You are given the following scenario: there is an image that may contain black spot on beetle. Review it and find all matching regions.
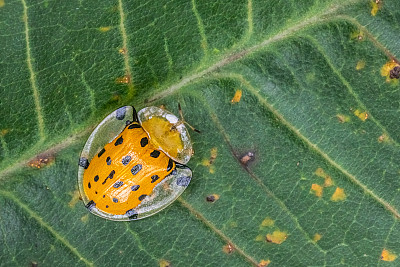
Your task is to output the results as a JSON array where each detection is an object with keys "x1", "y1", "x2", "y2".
[
  {"x1": 150, "y1": 150, "x2": 160, "y2": 158},
  {"x1": 88, "y1": 182, "x2": 91, "y2": 189},
  {"x1": 85, "y1": 200, "x2": 96, "y2": 211},
  {"x1": 131, "y1": 164, "x2": 142, "y2": 175},
  {"x1": 113, "y1": 181, "x2": 123, "y2": 188},
  {"x1": 138, "y1": 194, "x2": 147, "y2": 201},
  {"x1": 106, "y1": 205, "x2": 109, "y2": 208},
  {"x1": 122, "y1": 155, "x2": 131, "y2": 165},
  {"x1": 113, "y1": 198, "x2": 118, "y2": 203},
  {"x1": 106, "y1": 157, "x2": 112, "y2": 165},
  {"x1": 95, "y1": 191, "x2": 98, "y2": 194},
  {"x1": 114, "y1": 136, "x2": 123, "y2": 146},
  {"x1": 97, "y1": 148, "x2": 106, "y2": 157},
  {"x1": 177, "y1": 176, "x2": 191, "y2": 187},
  {"x1": 102, "y1": 170, "x2": 115, "y2": 184},
  {"x1": 128, "y1": 123, "x2": 141, "y2": 129},
  {"x1": 116, "y1": 106, "x2": 126, "y2": 120},
  {"x1": 131, "y1": 185, "x2": 140, "y2": 191},
  {"x1": 151, "y1": 175, "x2": 159, "y2": 183},
  {"x1": 126, "y1": 209, "x2": 138, "y2": 220},
  {"x1": 103, "y1": 195, "x2": 105, "y2": 198},
  {"x1": 166, "y1": 159, "x2": 174, "y2": 172},
  {"x1": 140, "y1": 137, "x2": 148, "y2": 147},
  {"x1": 78, "y1": 157, "x2": 89, "y2": 169},
  {"x1": 94, "y1": 175, "x2": 99, "y2": 182}
]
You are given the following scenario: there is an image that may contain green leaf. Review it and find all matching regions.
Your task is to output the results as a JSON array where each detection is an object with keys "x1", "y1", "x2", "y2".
[{"x1": 1, "y1": 0, "x2": 400, "y2": 266}]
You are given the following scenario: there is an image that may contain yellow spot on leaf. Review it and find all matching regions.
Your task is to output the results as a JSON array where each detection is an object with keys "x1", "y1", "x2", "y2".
[
  {"x1": 115, "y1": 75, "x2": 131, "y2": 84},
  {"x1": 159, "y1": 259, "x2": 171, "y2": 267},
  {"x1": 353, "y1": 109, "x2": 368, "y2": 121},
  {"x1": 231, "y1": 89, "x2": 242, "y2": 104},
  {"x1": 99, "y1": 26, "x2": 112, "y2": 32},
  {"x1": 222, "y1": 243, "x2": 235, "y2": 254},
  {"x1": 350, "y1": 30, "x2": 364, "y2": 41},
  {"x1": 356, "y1": 60, "x2": 366, "y2": 70},
  {"x1": 311, "y1": 184, "x2": 323, "y2": 197},
  {"x1": 81, "y1": 214, "x2": 89, "y2": 223},
  {"x1": 202, "y1": 147, "x2": 218, "y2": 173},
  {"x1": 1, "y1": 129, "x2": 10, "y2": 136},
  {"x1": 258, "y1": 259, "x2": 271, "y2": 267},
  {"x1": 381, "y1": 249, "x2": 397, "y2": 261},
  {"x1": 313, "y1": 233, "x2": 322, "y2": 242},
  {"x1": 314, "y1": 168, "x2": 334, "y2": 188},
  {"x1": 331, "y1": 187, "x2": 346, "y2": 202},
  {"x1": 119, "y1": 48, "x2": 127, "y2": 54},
  {"x1": 266, "y1": 230, "x2": 288, "y2": 244},
  {"x1": 371, "y1": 1, "x2": 382, "y2": 16},
  {"x1": 324, "y1": 176, "x2": 333, "y2": 187},
  {"x1": 255, "y1": 234, "x2": 264, "y2": 242},
  {"x1": 261, "y1": 217, "x2": 275, "y2": 227},
  {"x1": 68, "y1": 190, "x2": 81, "y2": 208},
  {"x1": 0, "y1": 0, "x2": 4, "y2": 8}
]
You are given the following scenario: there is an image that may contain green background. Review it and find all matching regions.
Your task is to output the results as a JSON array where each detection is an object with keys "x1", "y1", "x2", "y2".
[{"x1": 1, "y1": 0, "x2": 400, "y2": 266}]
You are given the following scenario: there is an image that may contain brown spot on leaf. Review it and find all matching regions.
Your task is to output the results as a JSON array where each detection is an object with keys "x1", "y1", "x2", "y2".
[
  {"x1": 28, "y1": 152, "x2": 55, "y2": 169},
  {"x1": 266, "y1": 230, "x2": 288, "y2": 244},
  {"x1": 240, "y1": 151, "x2": 255, "y2": 166},
  {"x1": 206, "y1": 194, "x2": 219, "y2": 203},
  {"x1": 222, "y1": 243, "x2": 235, "y2": 254},
  {"x1": 381, "y1": 61, "x2": 400, "y2": 82},
  {"x1": 336, "y1": 114, "x2": 350, "y2": 123}
]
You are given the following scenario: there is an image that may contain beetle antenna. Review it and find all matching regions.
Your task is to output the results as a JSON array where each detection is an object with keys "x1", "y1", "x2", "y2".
[{"x1": 178, "y1": 103, "x2": 201, "y2": 133}]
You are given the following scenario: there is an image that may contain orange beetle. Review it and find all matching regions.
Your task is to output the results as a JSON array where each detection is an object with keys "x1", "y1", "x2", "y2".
[{"x1": 78, "y1": 106, "x2": 192, "y2": 221}]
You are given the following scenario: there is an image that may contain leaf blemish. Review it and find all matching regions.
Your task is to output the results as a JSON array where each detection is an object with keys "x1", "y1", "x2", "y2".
[
  {"x1": 313, "y1": 233, "x2": 322, "y2": 242},
  {"x1": 331, "y1": 187, "x2": 346, "y2": 202},
  {"x1": 353, "y1": 109, "x2": 368, "y2": 121},
  {"x1": 28, "y1": 152, "x2": 55, "y2": 169},
  {"x1": 159, "y1": 259, "x2": 171, "y2": 267},
  {"x1": 206, "y1": 194, "x2": 219, "y2": 203},
  {"x1": 356, "y1": 60, "x2": 366, "y2": 70},
  {"x1": 239, "y1": 151, "x2": 255, "y2": 166},
  {"x1": 81, "y1": 214, "x2": 89, "y2": 223},
  {"x1": 230, "y1": 89, "x2": 242, "y2": 104},
  {"x1": 260, "y1": 217, "x2": 275, "y2": 227},
  {"x1": 98, "y1": 26, "x2": 112, "y2": 32},
  {"x1": 115, "y1": 75, "x2": 131, "y2": 84},
  {"x1": 381, "y1": 248, "x2": 397, "y2": 261},
  {"x1": 119, "y1": 48, "x2": 127, "y2": 54},
  {"x1": 311, "y1": 184, "x2": 323, "y2": 197},
  {"x1": 68, "y1": 190, "x2": 81, "y2": 208},
  {"x1": 201, "y1": 147, "x2": 218, "y2": 173},
  {"x1": 0, "y1": 0, "x2": 4, "y2": 8},
  {"x1": 266, "y1": 230, "x2": 288, "y2": 244},
  {"x1": 381, "y1": 61, "x2": 400, "y2": 82},
  {"x1": 222, "y1": 243, "x2": 235, "y2": 254},
  {"x1": 315, "y1": 168, "x2": 334, "y2": 187},
  {"x1": 258, "y1": 259, "x2": 271, "y2": 267},
  {"x1": 378, "y1": 133, "x2": 391, "y2": 143},
  {"x1": 336, "y1": 114, "x2": 350, "y2": 123},
  {"x1": 371, "y1": 0, "x2": 382, "y2": 16}
]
